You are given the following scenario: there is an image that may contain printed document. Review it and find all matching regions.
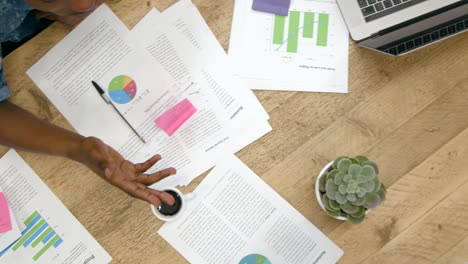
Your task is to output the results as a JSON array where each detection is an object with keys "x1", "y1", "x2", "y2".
[
  {"x1": 159, "y1": 155, "x2": 343, "y2": 264},
  {"x1": 0, "y1": 150, "x2": 111, "y2": 263},
  {"x1": 156, "y1": 0, "x2": 269, "y2": 121},
  {"x1": 27, "y1": 3, "x2": 271, "y2": 188},
  {"x1": 132, "y1": 0, "x2": 271, "y2": 164},
  {"x1": 229, "y1": 0, "x2": 349, "y2": 92},
  {"x1": 27, "y1": 4, "x2": 237, "y2": 189}
]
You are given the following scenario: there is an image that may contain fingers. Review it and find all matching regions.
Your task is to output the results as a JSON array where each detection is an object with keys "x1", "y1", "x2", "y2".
[
  {"x1": 148, "y1": 188, "x2": 175, "y2": 206},
  {"x1": 135, "y1": 154, "x2": 161, "y2": 173},
  {"x1": 123, "y1": 182, "x2": 175, "y2": 207},
  {"x1": 136, "y1": 167, "x2": 176, "y2": 185}
]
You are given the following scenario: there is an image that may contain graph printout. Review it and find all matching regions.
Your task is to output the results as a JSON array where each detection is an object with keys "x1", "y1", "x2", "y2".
[
  {"x1": 229, "y1": 0, "x2": 349, "y2": 93},
  {"x1": 0, "y1": 150, "x2": 111, "y2": 263},
  {"x1": 159, "y1": 155, "x2": 343, "y2": 264}
]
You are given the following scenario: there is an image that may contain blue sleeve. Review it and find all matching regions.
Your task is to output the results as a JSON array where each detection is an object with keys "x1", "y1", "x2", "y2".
[{"x1": 0, "y1": 47, "x2": 11, "y2": 102}]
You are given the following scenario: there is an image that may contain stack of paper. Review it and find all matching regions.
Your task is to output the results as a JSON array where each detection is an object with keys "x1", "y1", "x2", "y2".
[
  {"x1": 229, "y1": 0, "x2": 349, "y2": 92},
  {"x1": 27, "y1": 1, "x2": 271, "y2": 189},
  {"x1": 159, "y1": 155, "x2": 343, "y2": 264},
  {"x1": 0, "y1": 150, "x2": 111, "y2": 263}
]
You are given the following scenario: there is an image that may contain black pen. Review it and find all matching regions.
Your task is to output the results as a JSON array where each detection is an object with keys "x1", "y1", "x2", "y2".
[{"x1": 91, "y1": 81, "x2": 146, "y2": 144}]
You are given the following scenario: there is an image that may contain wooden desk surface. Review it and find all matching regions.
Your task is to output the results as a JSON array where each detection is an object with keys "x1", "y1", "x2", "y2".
[{"x1": 2, "y1": 0, "x2": 468, "y2": 263}]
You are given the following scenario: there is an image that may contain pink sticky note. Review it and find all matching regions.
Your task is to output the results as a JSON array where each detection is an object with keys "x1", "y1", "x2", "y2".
[
  {"x1": 0, "y1": 192, "x2": 12, "y2": 233},
  {"x1": 155, "y1": 98, "x2": 197, "y2": 136}
]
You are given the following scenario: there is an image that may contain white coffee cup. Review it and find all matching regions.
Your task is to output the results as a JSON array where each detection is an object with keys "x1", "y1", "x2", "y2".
[{"x1": 150, "y1": 187, "x2": 194, "y2": 221}]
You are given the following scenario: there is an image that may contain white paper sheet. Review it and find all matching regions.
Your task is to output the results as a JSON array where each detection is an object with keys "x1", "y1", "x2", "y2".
[
  {"x1": 159, "y1": 155, "x2": 343, "y2": 264},
  {"x1": 158, "y1": 0, "x2": 270, "y2": 121},
  {"x1": 26, "y1": 4, "x2": 243, "y2": 189},
  {"x1": 229, "y1": 0, "x2": 349, "y2": 93},
  {"x1": 0, "y1": 150, "x2": 111, "y2": 263},
  {"x1": 132, "y1": 0, "x2": 272, "y2": 164}
]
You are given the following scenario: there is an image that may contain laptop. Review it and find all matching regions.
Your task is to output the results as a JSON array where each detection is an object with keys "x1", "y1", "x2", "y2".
[{"x1": 336, "y1": 0, "x2": 468, "y2": 56}]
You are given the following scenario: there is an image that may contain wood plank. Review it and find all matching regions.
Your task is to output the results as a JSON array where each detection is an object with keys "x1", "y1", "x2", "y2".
[
  {"x1": 362, "y1": 180, "x2": 468, "y2": 264},
  {"x1": 328, "y1": 127, "x2": 468, "y2": 263},
  {"x1": 435, "y1": 236, "x2": 468, "y2": 264}
]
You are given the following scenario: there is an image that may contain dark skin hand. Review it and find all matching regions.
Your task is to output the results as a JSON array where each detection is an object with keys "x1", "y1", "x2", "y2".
[
  {"x1": 0, "y1": 101, "x2": 175, "y2": 207},
  {"x1": 77, "y1": 137, "x2": 176, "y2": 207}
]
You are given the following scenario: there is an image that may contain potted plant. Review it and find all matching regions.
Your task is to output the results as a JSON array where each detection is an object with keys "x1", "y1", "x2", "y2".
[{"x1": 315, "y1": 156, "x2": 386, "y2": 224}]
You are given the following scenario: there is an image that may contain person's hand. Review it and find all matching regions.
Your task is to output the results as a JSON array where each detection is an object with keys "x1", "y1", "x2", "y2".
[{"x1": 74, "y1": 137, "x2": 176, "y2": 207}]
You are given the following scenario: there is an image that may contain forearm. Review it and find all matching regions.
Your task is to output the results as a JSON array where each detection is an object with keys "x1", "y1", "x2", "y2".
[
  {"x1": 0, "y1": 102, "x2": 176, "y2": 207},
  {"x1": 0, "y1": 101, "x2": 83, "y2": 160}
]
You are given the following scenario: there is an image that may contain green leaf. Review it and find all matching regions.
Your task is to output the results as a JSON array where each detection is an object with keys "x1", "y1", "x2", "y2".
[
  {"x1": 340, "y1": 202, "x2": 359, "y2": 214},
  {"x1": 355, "y1": 155, "x2": 369, "y2": 164},
  {"x1": 376, "y1": 184, "x2": 386, "y2": 202},
  {"x1": 346, "y1": 214, "x2": 365, "y2": 224},
  {"x1": 332, "y1": 157, "x2": 348, "y2": 169},
  {"x1": 338, "y1": 184, "x2": 347, "y2": 195},
  {"x1": 334, "y1": 172, "x2": 345, "y2": 185},
  {"x1": 325, "y1": 179, "x2": 338, "y2": 200},
  {"x1": 352, "y1": 196, "x2": 365, "y2": 206},
  {"x1": 373, "y1": 176, "x2": 381, "y2": 192},
  {"x1": 322, "y1": 194, "x2": 334, "y2": 211},
  {"x1": 362, "y1": 161, "x2": 379, "y2": 174},
  {"x1": 326, "y1": 169, "x2": 340, "y2": 181},
  {"x1": 329, "y1": 199, "x2": 341, "y2": 211},
  {"x1": 362, "y1": 165, "x2": 376, "y2": 180},
  {"x1": 365, "y1": 181, "x2": 376, "y2": 192},
  {"x1": 357, "y1": 187, "x2": 367, "y2": 198},
  {"x1": 343, "y1": 174, "x2": 352, "y2": 183},
  {"x1": 335, "y1": 192, "x2": 347, "y2": 204},
  {"x1": 349, "y1": 157, "x2": 360, "y2": 164},
  {"x1": 325, "y1": 208, "x2": 342, "y2": 218},
  {"x1": 356, "y1": 175, "x2": 367, "y2": 184},
  {"x1": 337, "y1": 158, "x2": 352, "y2": 173},
  {"x1": 348, "y1": 164, "x2": 362, "y2": 177},
  {"x1": 363, "y1": 192, "x2": 381, "y2": 209},
  {"x1": 351, "y1": 206, "x2": 366, "y2": 218},
  {"x1": 347, "y1": 193, "x2": 357, "y2": 202}
]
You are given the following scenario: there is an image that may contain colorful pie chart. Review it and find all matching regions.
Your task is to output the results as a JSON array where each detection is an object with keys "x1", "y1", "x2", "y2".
[
  {"x1": 239, "y1": 254, "x2": 271, "y2": 264},
  {"x1": 108, "y1": 75, "x2": 137, "y2": 104}
]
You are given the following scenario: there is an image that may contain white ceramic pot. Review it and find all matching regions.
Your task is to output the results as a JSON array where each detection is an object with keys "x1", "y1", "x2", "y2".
[{"x1": 315, "y1": 161, "x2": 371, "y2": 221}]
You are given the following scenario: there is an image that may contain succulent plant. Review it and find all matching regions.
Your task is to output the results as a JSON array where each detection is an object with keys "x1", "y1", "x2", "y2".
[{"x1": 318, "y1": 156, "x2": 386, "y2": 224}]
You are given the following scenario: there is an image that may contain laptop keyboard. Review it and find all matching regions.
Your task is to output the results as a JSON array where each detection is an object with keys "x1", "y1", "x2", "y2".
[
  {"x1": 358, "y1": 0, "x2": 427, "y2": 22},
  {"x1": 378, "y1": 15, "x2": 468, "y2": 55}
]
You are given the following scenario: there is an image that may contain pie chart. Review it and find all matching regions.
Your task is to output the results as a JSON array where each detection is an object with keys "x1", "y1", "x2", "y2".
[
  {"x1": 108, "y1": 75, "x2": 137, "y2": 104},
  {"x1": 239, "y1": 254, "x2": 271, "y2": 264}
]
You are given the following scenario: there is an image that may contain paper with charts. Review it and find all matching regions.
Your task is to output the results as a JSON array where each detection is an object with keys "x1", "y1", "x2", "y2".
[
  {"x1": 229, "y1": 0, "x2": 349, "y2": 92},
  {"x1": 159, "y1": 155, "x2": 343, "y2": 264},
  {"x1": 0, "y1": 150, "x2": 111, "y2": 263},
  {"x1": 27, "y1": 4, "x2": 270, "y2": 189}
]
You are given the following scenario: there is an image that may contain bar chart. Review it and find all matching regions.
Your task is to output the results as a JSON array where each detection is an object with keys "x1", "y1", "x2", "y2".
[
  {"x1": 272, "y1": 11, "x2": 330, "y2": 53},
  {"x1": 230, "y1": 0, "x2": 349, "y2": 92},
  {"x1": 7, "y1": 211, "x2": 63, "y2": 261}
]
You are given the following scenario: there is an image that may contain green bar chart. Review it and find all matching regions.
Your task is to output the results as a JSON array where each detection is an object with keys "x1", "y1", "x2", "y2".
[
  {"x1": 273, "y1": 15, "x2": 286, "y2": 44},
  {"x1": 303, "y1": 12, "x2": 315, "y2": 38},
  {"x1": 272, "y1": 11, "x2": 330, "y2": 53},
  {"x1": 7, "y1": 211, "x2": 63, "y2": 261},
  {"x1": 317, "y1": 13, "x2": 329, "y2": 46},
  {"x1": 287, "y1": 11, "x2": 301, "y2": 53}
]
